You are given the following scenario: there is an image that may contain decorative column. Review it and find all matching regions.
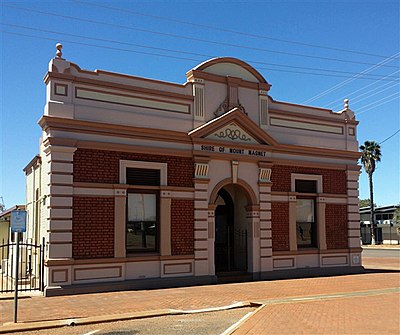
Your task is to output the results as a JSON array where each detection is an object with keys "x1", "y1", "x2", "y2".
[
  {"x1": 246, "y1": 206, "x2": 260, "y2": 276},
  {"x1": 207, "y1": 204, "x2": 216, "y2": 276},
  {"x1": 259, "y1": 90, "x2": 269, "y2": 127},
  {"x1": 347, "y1": 167, "x2": 362, "y2": 266},
  {"x1": 113, "y1": 186, "x2": 127, "y2": 258},
  {"x1": 288, "y1": 194, "x2": 297, "y2": 251},
  {"x1": 316, "y1": 196, "x2": 327, "y2": 250},
  {"x1": 258, "y1": 163, "x2": 273, "y2": 273},
  {"x1": 193, "y1": 161, "x2": 210, "y2": 276},
  {"x1": 159, "y1": 190, "x2": 172, "y2": 256},
  {"x1": 193, "y1": 78, "x2": 205, "y2": 121},
  {"x1": 44, "y1": 142, "x2": 76, "y2": 260}
]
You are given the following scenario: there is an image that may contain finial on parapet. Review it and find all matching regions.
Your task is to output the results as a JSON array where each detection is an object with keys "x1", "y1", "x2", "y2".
[
  {"x1": 56, "y1": 43, "x2": 63, "y2": 59},
  {"x1": 344, "y1": 98, "x2": 349, "y2": 109}
]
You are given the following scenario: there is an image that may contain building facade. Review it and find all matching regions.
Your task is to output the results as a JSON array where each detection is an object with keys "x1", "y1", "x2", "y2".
[
  {"x1": 360, "y1": 205, "x2": 400, "y2": 244},
  {"x1": 26, "y1": 47, "x2": 363, "y2": 296}
]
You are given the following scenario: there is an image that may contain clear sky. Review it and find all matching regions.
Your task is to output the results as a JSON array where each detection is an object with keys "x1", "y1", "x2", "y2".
[{"x1": 1, "y1": 0, "x2": 399, "y2": 209}]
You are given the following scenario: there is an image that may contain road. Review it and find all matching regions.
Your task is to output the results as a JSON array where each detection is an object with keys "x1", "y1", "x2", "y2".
[
  {"x1": 10, "y1": 307, "x2": 256, "y2": 335},
  {"x1": 362, "y1": 248, "x2": 400, "y2": 258},
  {"x1": 362, "y1": 247, "x2": 400, "y2": 271},
  {"x1": 1, "y1": 247, "x2": 399, "y2": 335}
]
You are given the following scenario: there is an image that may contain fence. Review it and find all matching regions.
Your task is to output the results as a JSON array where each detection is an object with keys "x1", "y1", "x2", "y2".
[{"x1": 0, "y1": 238, "x2": 44, "y2": 293}]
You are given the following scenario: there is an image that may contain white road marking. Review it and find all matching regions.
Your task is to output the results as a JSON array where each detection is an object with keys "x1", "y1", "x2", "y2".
[
  {"x1": 219, "y1": 311, "x2": 256, "y2": 335},
  {"x1": 181, "y1": 301, "x2": 245, "y2": 314},
  {"x1": 81, "y1": 330, "x2": 100, "y2": 335}
]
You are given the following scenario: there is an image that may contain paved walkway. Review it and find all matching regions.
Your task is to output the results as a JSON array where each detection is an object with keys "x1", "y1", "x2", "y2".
[{"x1": 0, "y1": 257, "x2": 399, "y2": 334}]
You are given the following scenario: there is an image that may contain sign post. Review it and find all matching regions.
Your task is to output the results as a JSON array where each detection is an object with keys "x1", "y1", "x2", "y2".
[{"x1": 10, "y1": 210, "x2": 26, "y2": 323}]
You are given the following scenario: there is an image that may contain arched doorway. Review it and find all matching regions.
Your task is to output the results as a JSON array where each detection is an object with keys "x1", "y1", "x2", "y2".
[{"x1": 214, "y1": 186, "x2": 249, "y2": 274}]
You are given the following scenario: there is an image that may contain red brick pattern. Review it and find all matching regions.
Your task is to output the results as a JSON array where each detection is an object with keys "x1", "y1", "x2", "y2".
[
  {"x1": 171, "y1": 199, "x2": 194, "y2": 255},
  {"x1": 73, "y1": 149, "x2": 193, "y2": 187},
  {"x1": 271, "y1": 202, "x2": 290, "y2": 251},
  {"x1": 271, "y1": 165, "x2": 346, "y2": 194},
  {"x1": 72, "y1": 196, "x2": 115, "y2": 259},
  {"x1": 325, "y1": 204, "x2": 348, "y2": 249}
]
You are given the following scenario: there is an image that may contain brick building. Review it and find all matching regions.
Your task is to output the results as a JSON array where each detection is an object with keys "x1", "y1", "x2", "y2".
[{"x1": 25, "y1": 46, "x2": 362, "y2": 296}]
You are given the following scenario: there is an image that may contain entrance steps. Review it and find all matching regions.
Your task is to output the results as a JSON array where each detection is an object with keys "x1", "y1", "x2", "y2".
[{"x1": 216, "y1": 271, "x2": 253, "y2": 284}]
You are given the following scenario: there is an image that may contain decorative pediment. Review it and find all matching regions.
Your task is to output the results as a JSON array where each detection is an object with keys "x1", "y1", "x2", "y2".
[
  {"x1": 207, "y1": 122, "x2": 258, "y2": 144},
  {"x1": 188, "y1": 107, "x2": 278, "y2": 146}
]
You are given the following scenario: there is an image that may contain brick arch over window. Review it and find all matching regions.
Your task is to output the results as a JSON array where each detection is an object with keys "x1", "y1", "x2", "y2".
[{"x1": 209, "y1": 178, "x2": 258, "y2": 206}]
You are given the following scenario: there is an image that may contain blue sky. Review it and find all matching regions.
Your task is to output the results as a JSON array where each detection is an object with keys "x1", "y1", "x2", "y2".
[{"x1": 1, "y1": 0, "x2": 399, "y2": 209}]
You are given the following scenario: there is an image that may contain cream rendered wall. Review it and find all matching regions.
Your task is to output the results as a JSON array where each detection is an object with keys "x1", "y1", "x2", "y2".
[
  {"x1": 203, "y1": 63, "x2": 260, "y2": 82},
  {"x1": 203, "y1": 80, "x2": 229, "y2": 122},
  {"x1": 238, "y1": 87, "x2": 260, "y2": 124},
  {"x1": 25, "y1": 160, "x2": 43, "y2": 245},
  {"x1": 39, "y1": 140, "x2": 50, "y2": 247},
  {"x1": 0, "y1": 221, "x2": 10, "y2": 244},
  {"x1": 25, "y1": 168, "x2": 34, "y2": 243}
]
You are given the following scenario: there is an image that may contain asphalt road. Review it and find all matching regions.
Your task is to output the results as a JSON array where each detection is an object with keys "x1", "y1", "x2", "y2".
[
  {"x1": 10, "y1": 307, "x2": 256, "y2": 335},
  {"x1": 362, "y1": 247, "x2": 400, "y2": 258}
]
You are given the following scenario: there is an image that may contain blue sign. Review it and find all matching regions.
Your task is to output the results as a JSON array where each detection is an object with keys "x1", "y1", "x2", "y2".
[{"x1": 10, "y1": 210, "x2": 27, "y2": 233}]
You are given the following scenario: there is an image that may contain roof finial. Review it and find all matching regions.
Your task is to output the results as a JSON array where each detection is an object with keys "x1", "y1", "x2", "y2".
[
  {"x1": 56, "y1": 43, "x2": 63, "y2": 59},
  {"x1": 344, "y1": 98, "x2": 349, "y2": 109}
]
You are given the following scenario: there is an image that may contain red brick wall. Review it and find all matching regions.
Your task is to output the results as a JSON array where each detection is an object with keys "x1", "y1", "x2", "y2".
[
  {"x1": 73, "y1": 149, "x2": 193, "y2": 187},
  {"x1": 171, "y1": 199, "x2": 194, "y2": 255},
  {"x1": 272, "y1": 202, "x2": 290, "y2": 251},
  {"x1": 271, "y1": 165, "x2": 346, "y2": 194},
  {"x1": 72, "y1": 197, "x2": 115, "y2": 259},
  {"x1": 326, "y1": 204, "x2": 348, "y2": 249}
]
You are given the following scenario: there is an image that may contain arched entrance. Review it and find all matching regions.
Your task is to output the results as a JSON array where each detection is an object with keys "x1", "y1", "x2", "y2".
[{"x1": 214, "y1": 185, "x2": 250, "y2": 274}]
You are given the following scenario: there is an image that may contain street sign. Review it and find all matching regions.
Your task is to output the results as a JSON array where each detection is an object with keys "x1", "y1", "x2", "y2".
[{"x1": 10, "y1": 210, "x2": 27, "y2": 233}]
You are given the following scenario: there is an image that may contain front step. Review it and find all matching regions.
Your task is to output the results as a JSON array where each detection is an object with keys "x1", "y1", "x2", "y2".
[{"x1": 216, "y1": 271, "x2": 253, "y2": 284}]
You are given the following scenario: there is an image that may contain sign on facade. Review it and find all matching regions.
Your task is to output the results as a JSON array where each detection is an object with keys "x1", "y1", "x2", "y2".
[{"x1": 10, "y1": 210, "x2": 27, "y2": 233}]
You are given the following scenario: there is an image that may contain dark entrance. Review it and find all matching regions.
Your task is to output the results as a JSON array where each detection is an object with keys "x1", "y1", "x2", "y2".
[{"x1": 214, "y1": 188, "x2": 247, "y2": 273}]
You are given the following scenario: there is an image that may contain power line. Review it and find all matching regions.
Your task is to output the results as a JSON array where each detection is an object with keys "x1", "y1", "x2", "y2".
[
  {"x1": 379, "y1": 129, "x2": 400, "y2": 145},
  {"x1": 302, "y1": 53, "x2": 400, "y2": 104},
  {"x1": 2, "y1": 4, "x2": 399, "y2": 69},
  {"x1": 356, "y1": 93, "x2": 399, "y2": 115},
  {"x1": 324, "y1": 70, "x2": 400, "y2": 108},
  {"x1": 3, "y1": 22, "x2": 399, "y2": 81},
  {"x1": 3, "y1": 29, "x2": 400, "y2": 83},
  {"x1": 75, "y1": 0, "x2": 391, "y2": 59},
  {"x1": 351, "y1": 82, "x2": 399, "y2": 105}
]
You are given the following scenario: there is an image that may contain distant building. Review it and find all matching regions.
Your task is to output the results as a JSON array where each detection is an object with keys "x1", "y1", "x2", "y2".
[
  {"x1": 360, "y1": 205, "x2": 400, "y2": 244},
  {"x1": 0, "y1": 205, "x2": 26, "y2": 244},
  {"x1": 24, "y1": 45, "x2": 362, "y2": 296}
]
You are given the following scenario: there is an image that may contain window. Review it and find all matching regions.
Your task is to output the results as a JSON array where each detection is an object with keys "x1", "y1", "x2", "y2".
[
  {"x1": 120, "y1": 160, "x2": 167, "y2": 255},
  {"x1": 127, "y1": 191, "x2": 159, "y2": 253},
  {"x1": 295, "y1": 180, "x2": 317, "y2": 193},
  {"x1": 126, "y1": 168, "x2": 160, "y2": 186},
  {"x1": 295, "y1": 178, "x2": 318, "y2": 248},
  {"x1": 296, "y1": 198, "x2": 316, "y2": 247}
]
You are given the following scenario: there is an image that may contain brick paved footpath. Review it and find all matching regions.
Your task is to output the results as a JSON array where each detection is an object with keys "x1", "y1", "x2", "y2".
[{"x1": 0, "y1": 272, "x2": 399, "y2": 329}]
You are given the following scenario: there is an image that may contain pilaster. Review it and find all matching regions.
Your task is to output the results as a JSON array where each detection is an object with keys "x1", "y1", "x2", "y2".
[
  {"x1": 194, "y1": 160, "x2": 210, "y2": 276},
  {"x1": 114, "y1": 186, "x2": 127, "y2": 258},
  {"x1": 347, "y1": 168, "x2": 362, "y2": 249},
  {"x1": 317, "y1": 196, "x2": 327, "y2": 250},
  {"x1": 258, "y1": 163, "x2": 273, "y2": 272},
  {"x1": 288, "y1": 194, "x2": 297, "y2": 251},
  {"x1": 44, "y1": 144, "x2": 76, "y2": 259}
]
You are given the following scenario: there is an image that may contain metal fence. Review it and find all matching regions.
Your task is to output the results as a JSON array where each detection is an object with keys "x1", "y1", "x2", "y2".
[{"x1": 0, "y1": 239, "x2": 44, "y2": 293}]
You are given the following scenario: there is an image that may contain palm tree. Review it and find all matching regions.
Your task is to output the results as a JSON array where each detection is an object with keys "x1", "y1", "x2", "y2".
[{"x1": 359, "y1": 140, "x2": 382, "y2": 244}]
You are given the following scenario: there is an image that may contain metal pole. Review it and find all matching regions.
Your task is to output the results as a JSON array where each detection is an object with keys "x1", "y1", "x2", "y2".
[{"x1": 13, "y1": 233, "x2": 20, "y2": 323}]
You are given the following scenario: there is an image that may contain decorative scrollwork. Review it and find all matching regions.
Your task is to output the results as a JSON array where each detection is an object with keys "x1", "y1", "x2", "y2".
[
  {"x1": 214, "y1": 97, "x2": 247, "y2": 116},
  {"x1": 214, "y1": 128, "x2": 251, "y2": 141}
]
